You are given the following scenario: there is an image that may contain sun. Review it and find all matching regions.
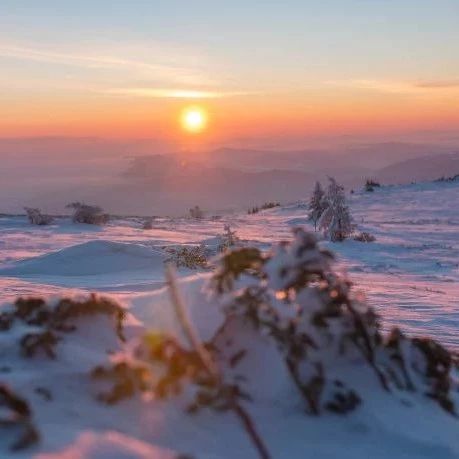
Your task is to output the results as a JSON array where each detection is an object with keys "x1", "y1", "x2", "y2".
[{"x1": 181, "y1": 106, "x2": 207, "y2": 133}]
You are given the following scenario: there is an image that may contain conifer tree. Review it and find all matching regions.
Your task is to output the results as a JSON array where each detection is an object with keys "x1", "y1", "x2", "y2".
[
  {"x1": 319, "y1": 177, "x2": 353, "y2": 241},
  {"x1": 308, "y1": 181, "x2": 326, "y2": 230}
]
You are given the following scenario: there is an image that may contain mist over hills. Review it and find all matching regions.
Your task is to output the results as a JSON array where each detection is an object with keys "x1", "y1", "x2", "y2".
[
  {"x1": 1, "y1": 136, "x2": 459, "y2": 215},
  {"x1": 375, "y1": 153, "x2": 459, "y2": 184}
]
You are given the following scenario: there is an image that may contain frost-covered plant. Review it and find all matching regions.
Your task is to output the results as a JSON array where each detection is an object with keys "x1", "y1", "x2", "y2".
[
  {"x1": 217, "y1": 225, "x2": 240, "y2": 253},
  {"x1": 0, "y1": 295, "x2": 126, "y2": 451},
  {"x1": 189, "y1": 205, "x2": 204, "y2": 219},
  {"x1": 93, "y1": 331, "x2": 269, "y2": 456},
  {"x1": 308, "y1": 181, "x2": 326, "y2": 230},
  {"x1": 93, "y1": 267, "x2": 271, "y2": 459},
  {"x1": 66, "y1": 202, "x2": 109, "y2": 225},
  {"x1": 260, "y1": 201, "x2": 280, "y2": 210},
  {"x1": 435, "y1": 174, "x2": 459, "y2": 183},
  {"x1": 93, "y1": 333, "x2": 213, "y2": 404},
  {"x1": 90, "y1": 231, "x2": 459, "y2": 459},
  {"x1": 365, "y1": 179, "x2": 381, "y2": 192},
  {"x1": 0, "y1": 384, "x2": 39, "y2": 451},
  {"x1": 165, "y1": 245, "x2": 208, "y2": 269},
  {"x1": 209, "y1": 228, "x2": 458, "y2": 416},
  {"x1": 248, "y1": 202, "x2": 280, "y2": 215},
  {"x1": 24, "y1": 207, "x2": 53, "y2": 226},
  {"x1": 319, "y1": 177, "x2": 353, "y2": 242},
  {"x1": 0, "y1": 295, "x2": 125, "y2": 359},
  {"x1": 91, "y1": 360, "x2": 152, "y2": 405},
  {"x1": 142, "y1": 217, "x2": 154, "y2": 230},
  {"x1": 354, "y1": 231, "x2": 376, "y2": 242}
]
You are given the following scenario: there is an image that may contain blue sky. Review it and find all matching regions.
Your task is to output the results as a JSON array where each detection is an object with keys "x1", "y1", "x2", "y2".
[{"x1": 2, "y1": 1, "x2": 458, "y2": 84}]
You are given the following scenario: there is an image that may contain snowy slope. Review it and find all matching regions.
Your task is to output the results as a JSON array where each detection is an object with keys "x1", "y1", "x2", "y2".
[
  {"x1": 0, "y1": 241, "x2": 167, "y2": 290},
  {"x1": 0, "y1": 180, "x2": 457, "y2": 458},
  {"x1": 1, "y1": 179, "x2": 458, "y2": 347}
]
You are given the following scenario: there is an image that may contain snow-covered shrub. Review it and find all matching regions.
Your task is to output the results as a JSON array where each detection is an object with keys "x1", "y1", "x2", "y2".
[
  {"x1": 92, "y1": 328, "x2": 270, "y2": 455},
  {"x1": 90, "y1": 229, "x2": 459, "y2": 459},
  {"x1": 354, "y1": 231, "x2": 376, "y2": 242},
  {"x1": 209, "y1": 228, "x2": 458, "y2": 416},
  {"x1": 93, "y1": 333, "x2": 211, "y2": 403},
  {"x1": 0, "y1": 384, "x2": 39, "y2": 451},
  {"x1": 189, "y1": 205, "x2": 204, "y2": 219},
  {"x1": 66, "y1": 202, "x2": 110, "y2": 225},
  {"x1": 24, "y1": 207, "x2": 53, "y2": 226},
  {"x1": 248, "y1": 202, "x2": 280, "y2": 215},
  {"x1": 91, "y1": 360, "x2": 151, "y2": 404},
  {"x1": 261, "y1": 201, "x2": 280, "y2": 210},
  {"x1": 93, "y1": 266, "x2": 270, "y2": 458},
  {"x1": 365, "y1": 179, "x2": 381, "y2": 192},
  {"x1": 142, "y1": 217, "x2": 154, "y2": 230},
  {"x1": 89, "y1": 229, "x2": 459, "y2": 459},
  {"x1": 217, "y1": 225, "x2": 241, "y2": 253},
  {"x1": 0, "y1": 295, "x2": 125, "y2": 359},
  {"x1": 435, "y1": 174, "x2": 459, "y2": 183},
  {"x1": 95, "y1": 229, "x2": 459, "y2": 417},
  {"x1": 319, "y1": 177, "x2": 353, "y2": 242},
  {"x1": 165, "y1": 245, "x2": 208, "y2": 269},
  {"x1": 0, "y1": 295, "x2": 127, "y2": 452},
  {"x1": 308, "y1": 181, "x2": 326, "y2": 230},
  {"x1": 0, "y1": 295, "x2": 127, "y2": 453}
]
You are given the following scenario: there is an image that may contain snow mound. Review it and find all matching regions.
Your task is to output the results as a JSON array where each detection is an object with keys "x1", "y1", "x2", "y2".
[
  {"x1": 130, "y1": 272, "x2": 223, "y2": 343},
  {"x1": 0, "y1": 240, "x2": 165, "y2": 277},
  {"x1": 35, "y1": 431, "x2": 179, "y2": 459}
]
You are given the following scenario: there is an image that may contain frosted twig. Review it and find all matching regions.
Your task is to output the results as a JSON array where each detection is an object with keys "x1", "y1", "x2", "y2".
[{"x1": 165, "y1": 263, "x2": 271, "y2": 459}]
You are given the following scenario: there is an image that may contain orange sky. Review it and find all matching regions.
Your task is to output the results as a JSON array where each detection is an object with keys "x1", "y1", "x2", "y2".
[
  {"x1": 2, "y1": 88, "x2": 458, "y2": 147},
  {"x1": 1, "y1": 2, "x2": 459, "y2": 148}
]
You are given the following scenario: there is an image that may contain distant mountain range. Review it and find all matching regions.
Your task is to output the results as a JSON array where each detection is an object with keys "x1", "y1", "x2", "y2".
[
  {"x1": 375, "y1": 153, "x2": 459, "y2": 184},
  {"x1": 1, "y1": 136, "x2": 458, "y2": 215}
]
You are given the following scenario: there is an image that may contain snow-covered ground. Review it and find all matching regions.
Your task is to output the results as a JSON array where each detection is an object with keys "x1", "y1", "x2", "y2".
[
  {"x1": 0, "y1": 180, "x2": 458, "y2": 458},
  {"x1": 1, "y1": 180, "x2": 458, "y2": 348}
]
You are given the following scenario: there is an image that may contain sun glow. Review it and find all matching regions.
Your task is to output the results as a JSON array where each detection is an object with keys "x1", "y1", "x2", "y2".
[{"x1": 181, "y1": 106, "x2": 207, "y2": 133}]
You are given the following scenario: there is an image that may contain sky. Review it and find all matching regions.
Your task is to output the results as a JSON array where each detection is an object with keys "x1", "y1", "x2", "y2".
[{"x1": 1, "y1": 0, "x2": 459, "y2": 148}]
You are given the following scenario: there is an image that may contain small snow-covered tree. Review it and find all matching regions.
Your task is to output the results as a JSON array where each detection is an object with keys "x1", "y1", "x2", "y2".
[
  {"x1": 24, "y1": 207, "x2": 54, "y2": 226},
  {"x1": 218, "y1": 224, "x2": 240, "y2": 252},
  {"x1": 365, "y1": 179, "x2": 380, "y2": 192},
  {"x1": 66, "y1": 202, "x2": 109, "y2": 225},
  {"x1": 142, "y1": 217, "x2": 154, "y2": 230},
  {"x1": 319, "y1": 177, "x2": 353, "y2": 242},
  {"x1": 354, "y1": 231, "x2": 376, "y2": 242},
  {"x1": 308, "y1": 181, "x2": 326, "y2": 230},
  {"x1": 189, "y1": 205, "x2": 204, "y2": 220}
]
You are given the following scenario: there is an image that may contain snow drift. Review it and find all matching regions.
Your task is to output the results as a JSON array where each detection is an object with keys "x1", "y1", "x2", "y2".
[{"x1": 0, "y1": 240, "x2": 165, "y2": 277}]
